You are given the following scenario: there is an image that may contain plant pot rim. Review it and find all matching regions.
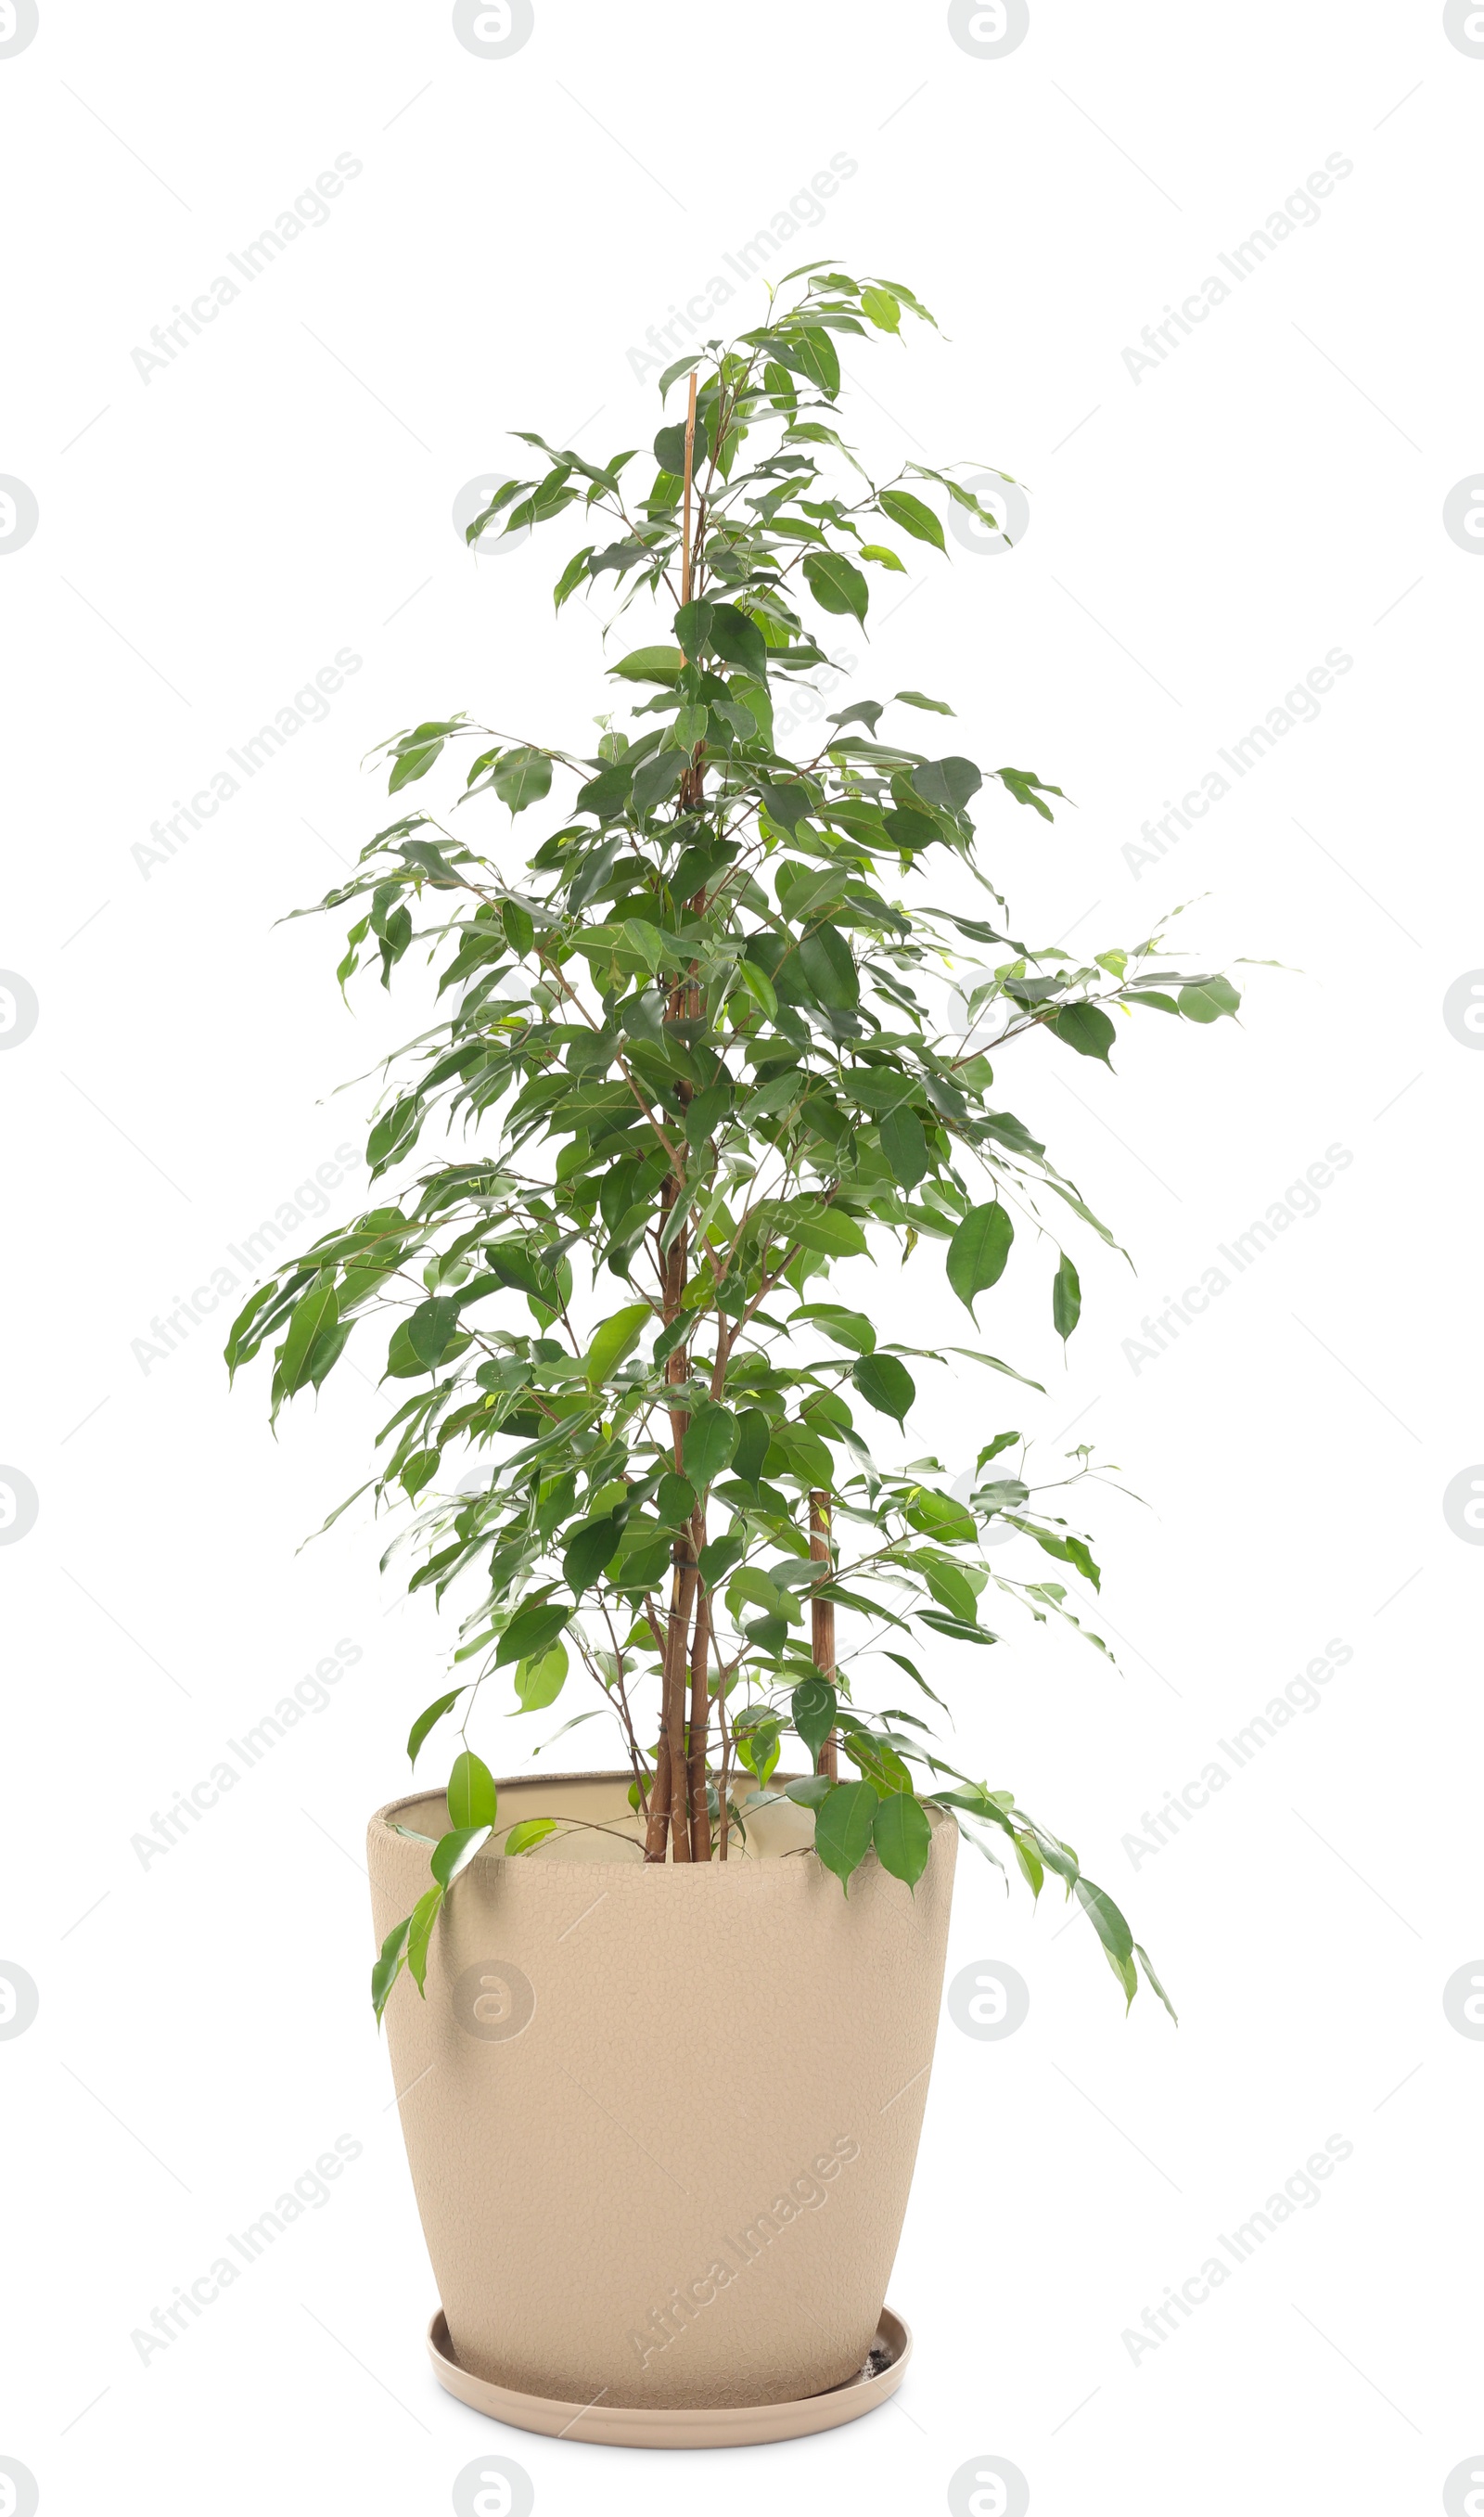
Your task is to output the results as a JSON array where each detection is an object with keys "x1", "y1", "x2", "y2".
[{"x1": 371, "y1": 1768, "x2": 955, "y2": 1876}]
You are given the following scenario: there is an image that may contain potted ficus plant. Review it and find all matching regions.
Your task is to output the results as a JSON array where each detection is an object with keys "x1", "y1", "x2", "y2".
[{"x1": 227, "y1": 263, "x2": 1239, "y2": 2446}]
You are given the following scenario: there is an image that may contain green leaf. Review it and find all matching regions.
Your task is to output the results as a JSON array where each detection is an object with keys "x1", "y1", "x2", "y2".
[
  {"x1": 852, "y1": 1353, "x2": 915, "y2": 1426},
  {"x1": 609, "y1": 645, "x2": 686, "y2": 685},
  {"x1": 1053, "y1": 1253, "x2": 1081, "y2": 1344},
  {"x1": 496, "y1": 1601, "x2": 571, "y2": 1666},
  {"x1": 879, "y1": 1103, "x2": 929, "y2": 1188},
  {"x1": 515, "y1": 1642, "x2": 569, "y2": 1711},
  {"x1": 389, "y1": 739, "x2": 443, "y2": 792},
  {"x1": 812, "y1": 1779, "x2": 880, "y2": 1890},
  {"x1": 893, "y1": 689, "x2": 954, "y2": 714},
  {"x1": 946, "y1": 1202, "x2": 1014, "y2": 1318},
  {"x1": 708, "y1": 604, "x2": 769, "y2": 679},
  {"x1": 1178, "y1": 976, "x2": 1240, "y2": 1023},
  {"x1": 584, "y1": 1302, "x2": 651, "y2": 1385},
  {"x1": 803, "y1": 550, "x2": 869, "y2": 626},
  {"x1": 787, "y1": 1202, "x2": 869, "y2": 1257},
  {"x1": 430, "y1": 1824, "x2": 493, "y2": 1890},
  {"x1": 279, "y1": 1277, "x2": 338, "y2": 1395},
  {"x1": 683, "y1": 1403, "x2": 739, "y2": 1487},
  {"x1": 796, "y1": 921, "x2": 859, "y2": 1009},
  {"x1": 1047, "y1": 1003, "x2": 1116, "y2": 1064},
  {"x1": 997, "y1": 765, "x2": 1067, "y2": 820},
  {"x1": 791, "y1": 1303, "x2": 876, "y2": 1355},
  {"x1": 732, "y1": 1408, "x2": 772, "y2": 1483},
  {"x1": 491, "y1": 749, "x2": 552, "y2": 815},
  {"x1": 878, "y1": 489, "x2": 944, "y2": 552},
  {"x1": 563, "y1": 1515, "x2": 623, "y2": 1593},
  {"x1": 447, "y1": 1751, "x2": 498, "y2": 1830},
  {"x1": 861, "y1": 285, "x2": 902, "y2": 333},
  {"x1": 873, "y1": 1790, "x2": 932, "y2": 1887},
  {"x1": 501, "y1": 899, "x2": 534, "y2": 956},
  {"x1": 405, "y1": 1883, "x2": 445, "y2": 1994},
  {"x1": 698, "y1": 1530, "x2": 746, "y2": 1588},
  {"x1": 408, "y1": 1689, "x2": 464, "y2": 1766},
  {"x1": 407, "y1": 1295, "x2": 461, "y2": 1368},
  {"x1": 505, "y1": 1817, "x2": 560, "y2": 1857},
  {"x1": 911, "y1": 756, "x2": 982, "y2": 814},
  {"x1": 372, "y1": 1915, "x2": 412, "y2": 2023},
  {"x1": 1075, "y1": 1878, "x2": 1137, "y2": 2004},
  {"x1": 791, "y1": 1676, "x2": 838, "y2": 1770},
  {"x1": 1135, "y1": 1941, "x2": 1179, "y2": 2024}
]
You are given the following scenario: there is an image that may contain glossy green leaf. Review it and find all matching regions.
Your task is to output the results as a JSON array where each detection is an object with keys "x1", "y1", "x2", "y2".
[
  {"x1": 515, "y1": 1642, "x2": 569, "y2": 1711},
  {"x1": 803, "y1": 550, "x2": 869, "y2": 626},
  {"x1": 430, "y1": 1824, "x2": 493, "y2": 1890},
  {"x1": 1047, "y1": 1003, "x2": 1116, "y2": 1064},
  {"x1": 496, "y1": 1602, "x2": 570, "y2": 1666},
  {"x1": 447, "y1": 1750, "x2": 498, "y2": 1830},
  {"x1": 946, "y1": 1202, "x2": 1014, "y2": 1318},
  {"x1": 812, "y1": 1779, "x2": 880, "y2": 1889},
  {"x1": 878, "y1": 489, "x2": 944, "y2": 552},
  {"x1": 505, "y1": 1817, "x2": 560, "y2": 1857},
  {"x1": 407, "y1": 1689, "x2": 464, "y2": 1766},
  {"x1": 1053, "y1": 1252, "x2": 1081, "y2": 1343},
  {"x1": 791, "y1": 1676, "x2": 838, "y2": 1770},
  {"x1": 405, "y1": 1883, "x2": 445, "y2": 1994},
  {"x1": 683, "y1": 1403, "x2": 739, "y2": 1487},
  {"x1": 852, "y1": 1353, "x2": 915, "y2": 1425},
  {"x1": 873, "y1": 1790, "x2": 932, "y2": 1886}
]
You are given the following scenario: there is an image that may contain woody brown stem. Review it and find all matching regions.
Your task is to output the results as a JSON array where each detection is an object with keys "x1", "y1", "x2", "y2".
[
  {"x1": 644, "y1": 1732, "x2": 672, "y2": 1862},
  {"x1": 664, "y1": 1551, "x2": 697, "y2": 1861},
  {"x1": 687, "y1": 1578, "x2": 712, "y2": 1861},
  {"x1": 810, "y1": 1489, "x2": 838, "y2": 1780}
]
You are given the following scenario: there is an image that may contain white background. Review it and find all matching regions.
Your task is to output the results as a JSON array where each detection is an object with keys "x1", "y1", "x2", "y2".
[{"x1": 3, "y1": 3, "x2": 1481, "y2": 2511}]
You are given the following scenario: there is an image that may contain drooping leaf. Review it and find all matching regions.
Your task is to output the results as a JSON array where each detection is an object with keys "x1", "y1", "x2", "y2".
[
  {"x1": 515, "y1": 1643, "x2": 569, "y2": 1712},
  {"x1": 430, "y1": 1824, "x2": 493, "y2": 1890},
  {"x1": 1047, "y1": 1003, "x2": 1116, "y2": 1065},
  {"x1": 447, "y1": 1751, "x2": 498, "y2": 1831},
  {"x1": 683, "y1": 1403, "x2": 739, "y2": 1488},
  {"x1": 878, "y1": 489, "x2": 944, "y2": 552},
  {"x1": 1053, "y1": 1252, "x2": 1081, "y2": 1344},
  {"x1": 812, "y1": 1779, "x2": 880, "y2": 1889},
  {"x1": 802, "y1": 550, "x2": 869, "y2": 626},
  {"x1": 873, "y1": 1790, "x2": 932, "y2": 1887},
  {"x1": 852, "y1": 1353, "x2": 915, "y2": 1425},
  {"x1": 496, "y1": 1601, "x2": 571, "y2": 1666},
  {"x1": 791, "y1": 1676, "x2": 838, "y2": 1770},
  {"x1": 946, "y1": 1202, "x2": 1014, "y2": 1318}
]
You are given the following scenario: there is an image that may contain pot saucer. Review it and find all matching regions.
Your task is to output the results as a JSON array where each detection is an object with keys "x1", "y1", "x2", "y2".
[{"x1": 426, "y1": 2305, "x2": 912, "y2": 2448}]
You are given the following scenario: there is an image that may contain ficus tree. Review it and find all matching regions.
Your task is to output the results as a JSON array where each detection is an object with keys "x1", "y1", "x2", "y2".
[{"x1": 227, "y1": 263, "x2": 1240, "y2": 2025}]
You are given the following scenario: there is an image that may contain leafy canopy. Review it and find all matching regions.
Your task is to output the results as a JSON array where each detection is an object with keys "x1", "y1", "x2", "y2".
[{"x1": 228, "y1": 263, "x2": 1234, "y2": 2029}]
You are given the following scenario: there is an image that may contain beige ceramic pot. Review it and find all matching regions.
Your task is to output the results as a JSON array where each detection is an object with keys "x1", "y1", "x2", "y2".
[{"x1": 367, "y1": 1770, "x2": 956, "y2": 2420}]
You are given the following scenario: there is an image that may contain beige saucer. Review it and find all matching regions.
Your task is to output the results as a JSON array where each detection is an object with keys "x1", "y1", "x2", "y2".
[{"x1": 426, "y1": 2305, "x2": 912, "y2": 2448}]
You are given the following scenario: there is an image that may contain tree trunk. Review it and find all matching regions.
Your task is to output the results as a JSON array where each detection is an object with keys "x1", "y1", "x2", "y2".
[
  {"x1": 687, "y1": 1580, "x2": 712, "y2": 1860},
  {"x1": 810, "y1": 1489, "x2": 838, "y2": 1780}
]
